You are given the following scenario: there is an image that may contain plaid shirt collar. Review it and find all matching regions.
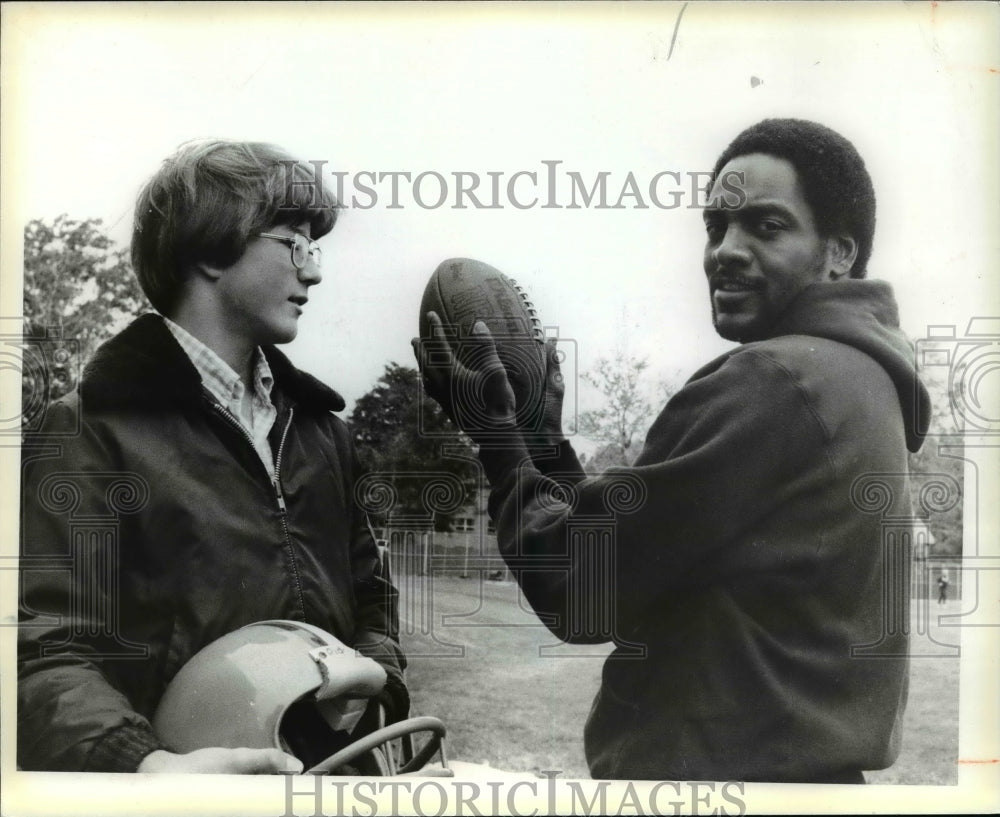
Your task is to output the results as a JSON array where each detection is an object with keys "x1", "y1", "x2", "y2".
[{"x1": 161, "y1": 317, "x2": 275, "y2": 415}]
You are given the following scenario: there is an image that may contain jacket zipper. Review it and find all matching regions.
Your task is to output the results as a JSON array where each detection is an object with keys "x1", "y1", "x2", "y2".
[
  {"x1": 208, "y1": 401, "x2": 307, "y2": 618},
  {"x1": 273, "y1": 407, "x2": 294, "y2": 512}
]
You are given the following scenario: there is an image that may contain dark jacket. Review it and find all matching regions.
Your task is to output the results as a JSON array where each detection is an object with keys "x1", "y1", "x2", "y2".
[
  {"x1": 479, "y1": 280, "x2": 930, "y2": 781},
  {"x1": 18, "y1": 314, "x2": 406, "y2": 772}
]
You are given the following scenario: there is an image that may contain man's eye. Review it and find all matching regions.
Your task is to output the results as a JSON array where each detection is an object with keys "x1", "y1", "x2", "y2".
[
  {"x1": 705, "y1": 220, "x2": 725, "y2": 239},
  {"x1": 757, "y1": 220, "x2": 784, "y2": 234}
]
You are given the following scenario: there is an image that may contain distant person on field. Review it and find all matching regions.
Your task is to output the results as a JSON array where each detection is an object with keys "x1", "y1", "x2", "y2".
[{"x1": 937, "y1": 571, "x2": 950, "y2": 605}]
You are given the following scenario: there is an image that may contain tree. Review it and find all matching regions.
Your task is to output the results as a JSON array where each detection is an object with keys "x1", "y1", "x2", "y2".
[
  {"x1": 577, "y1": 348, "x2": 669, "y2": 471},
  {"x1": 582, "y1": 441, "x2": 646, "y2": 474},
  {"x1": 349, "y1": 363, "x2": 479, "y2": 531},
  {"x1": 21, "y1": 215, "x2": 150, "y2": 425}
]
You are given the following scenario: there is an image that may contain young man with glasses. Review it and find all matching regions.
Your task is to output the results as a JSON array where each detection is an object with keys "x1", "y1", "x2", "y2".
[{"x1": 18, "y1": 141, "x2": 407, "y2": 773}]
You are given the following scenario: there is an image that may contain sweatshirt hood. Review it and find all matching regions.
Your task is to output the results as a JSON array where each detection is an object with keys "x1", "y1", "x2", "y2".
[{"x1": 769, "y1": 279, "x2": 929, "y2": 452}]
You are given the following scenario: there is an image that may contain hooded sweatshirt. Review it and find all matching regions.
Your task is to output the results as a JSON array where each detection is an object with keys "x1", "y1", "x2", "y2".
[{"x1": 478, "y1": 279, "x2": 930, "y2": 782}]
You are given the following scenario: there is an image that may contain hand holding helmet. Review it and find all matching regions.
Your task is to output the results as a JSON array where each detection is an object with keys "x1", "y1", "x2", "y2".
[
  {"x1": 151, "y1": 620, "x2": 447, "y2": 776},
  {"x1": 138, "y1": 746, "x2": 303, "y2": 774}
]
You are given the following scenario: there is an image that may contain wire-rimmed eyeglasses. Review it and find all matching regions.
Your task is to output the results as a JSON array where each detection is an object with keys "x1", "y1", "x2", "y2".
[{"x1": 258, "y1": 232, "x2": 322, "y2": 270}]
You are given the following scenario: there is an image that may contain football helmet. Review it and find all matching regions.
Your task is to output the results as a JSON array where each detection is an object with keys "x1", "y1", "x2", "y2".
[{"x1": 152, "y1": 620, "x2": 446, "y2": 775}]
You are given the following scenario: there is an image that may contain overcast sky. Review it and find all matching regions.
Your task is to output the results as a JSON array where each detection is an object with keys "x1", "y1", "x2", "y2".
[{"x1": 2, "y1": 2, "x2": 997, "y2": 443}]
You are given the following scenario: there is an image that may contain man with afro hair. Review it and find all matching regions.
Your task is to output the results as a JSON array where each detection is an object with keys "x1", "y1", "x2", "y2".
[{"x1": 417, "y1": 118, "x2": 929, "y2": 783}]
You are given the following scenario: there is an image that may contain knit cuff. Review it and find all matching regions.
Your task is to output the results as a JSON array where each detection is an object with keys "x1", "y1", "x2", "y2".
[{"x1": 84, "y1": 724, "x2": 167, "y2": 773}]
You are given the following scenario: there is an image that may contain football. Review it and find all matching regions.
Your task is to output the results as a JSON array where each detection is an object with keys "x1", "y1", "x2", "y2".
[{"x1": 419, "y1": 257, "x2": 547, "y2": 431}]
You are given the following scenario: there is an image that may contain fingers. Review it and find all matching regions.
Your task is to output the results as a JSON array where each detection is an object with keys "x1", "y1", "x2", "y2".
[
  {"x1": 228, "y1": 747, "x2": 303, "y2": 775},
  {"x1": 260, "y1": 748, "x2": 304, "y2": 774},
  {"x1": 427, "y1": 311, "x2": 448, "y2": 341},
  {"x1": 469, "y1": 320, "x2": 507, "y2": 375},
  {"x1": 543, "y1": 336, "x2": 560, "y2": 372},
  {"x1": 428, "y1": 312, "x2": 458, "y2": 366},
  {"x1": 413, "y1": 312, "x2": 457, "y2": 371},
  {"x1": 414, "y1": 313, "x2": 455, "y2": 405},
  {"x1": 414, "y1": 313, "x2": 503, "y2": 378},
  {"x1": 413, "y1": 313, "x2": 516, "y2": 434},
  {"x1": 139, "y1": 746, "x2": 304, "y2": 774},
  {"x1": 543, "y1": 337, "x2": 565, "y2": 392}
]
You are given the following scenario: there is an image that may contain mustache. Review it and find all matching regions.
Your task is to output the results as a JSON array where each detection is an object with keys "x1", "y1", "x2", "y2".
[{"x1": 709, "y1": 273, "x2": 765, "y2": 290}]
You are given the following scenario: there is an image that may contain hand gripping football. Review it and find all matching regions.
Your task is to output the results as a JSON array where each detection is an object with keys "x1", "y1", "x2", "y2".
[{"x1": 419, "y1": 258, "x2": 547, "y2": 432}]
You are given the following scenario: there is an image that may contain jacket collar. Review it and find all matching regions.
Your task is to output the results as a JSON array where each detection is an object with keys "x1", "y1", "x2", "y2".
[{"x1": 79, "y1": 314, "x2": 345, "y2": 413}]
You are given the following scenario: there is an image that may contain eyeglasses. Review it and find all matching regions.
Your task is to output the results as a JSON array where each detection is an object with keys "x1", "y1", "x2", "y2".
[{"x1": 258, "y1": 232, "x2": 322, "y2": 270}]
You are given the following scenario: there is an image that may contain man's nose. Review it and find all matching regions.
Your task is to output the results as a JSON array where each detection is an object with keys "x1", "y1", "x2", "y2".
[
  {"x1": 298, "y1": 258, "x2": 322, "y2": 286},
  {"x1": 712, "y1": 224, "x2": 751, "y2": 269}
]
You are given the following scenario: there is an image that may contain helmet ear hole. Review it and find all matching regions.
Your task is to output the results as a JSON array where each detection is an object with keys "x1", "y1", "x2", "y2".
[
  {"x1": 279, "y1": 698, "x2": 355, "y2": 770},
  {"x1": 280, "y1": 697, "x2": 385, "y2": 774},
  {"x1": 316, "y1": 694, "x2": 372, "y2": 734}
]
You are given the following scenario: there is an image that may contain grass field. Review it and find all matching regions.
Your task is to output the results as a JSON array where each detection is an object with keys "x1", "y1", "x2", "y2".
[{"x1": 399, "y1": 573, "x2": 961, "y2": 784}]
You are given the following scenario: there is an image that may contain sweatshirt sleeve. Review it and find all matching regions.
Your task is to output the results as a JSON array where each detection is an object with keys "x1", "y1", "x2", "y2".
[
  {"x1": 18, "y1": 400, "x2": 167, "y2": 772},
  {"x1": 478, "y1": 348, "x2": 834, "y2": 644}
]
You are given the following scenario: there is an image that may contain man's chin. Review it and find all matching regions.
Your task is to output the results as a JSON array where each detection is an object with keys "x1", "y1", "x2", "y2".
[
  {"x1": 712, "y1": 315, "x2": 765, "y2": 344},
  {"x1": 263, "y1": 324, "x2": 299, "y2": 346}
]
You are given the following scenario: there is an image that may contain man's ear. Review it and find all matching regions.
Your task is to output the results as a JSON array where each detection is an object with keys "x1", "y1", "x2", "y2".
[
  {"x1": 825, "y1": 234, "x2": 858, "y2": 281},
  {"x1": 192, "y1": 261, "x2": 224, "y2": 282}
]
